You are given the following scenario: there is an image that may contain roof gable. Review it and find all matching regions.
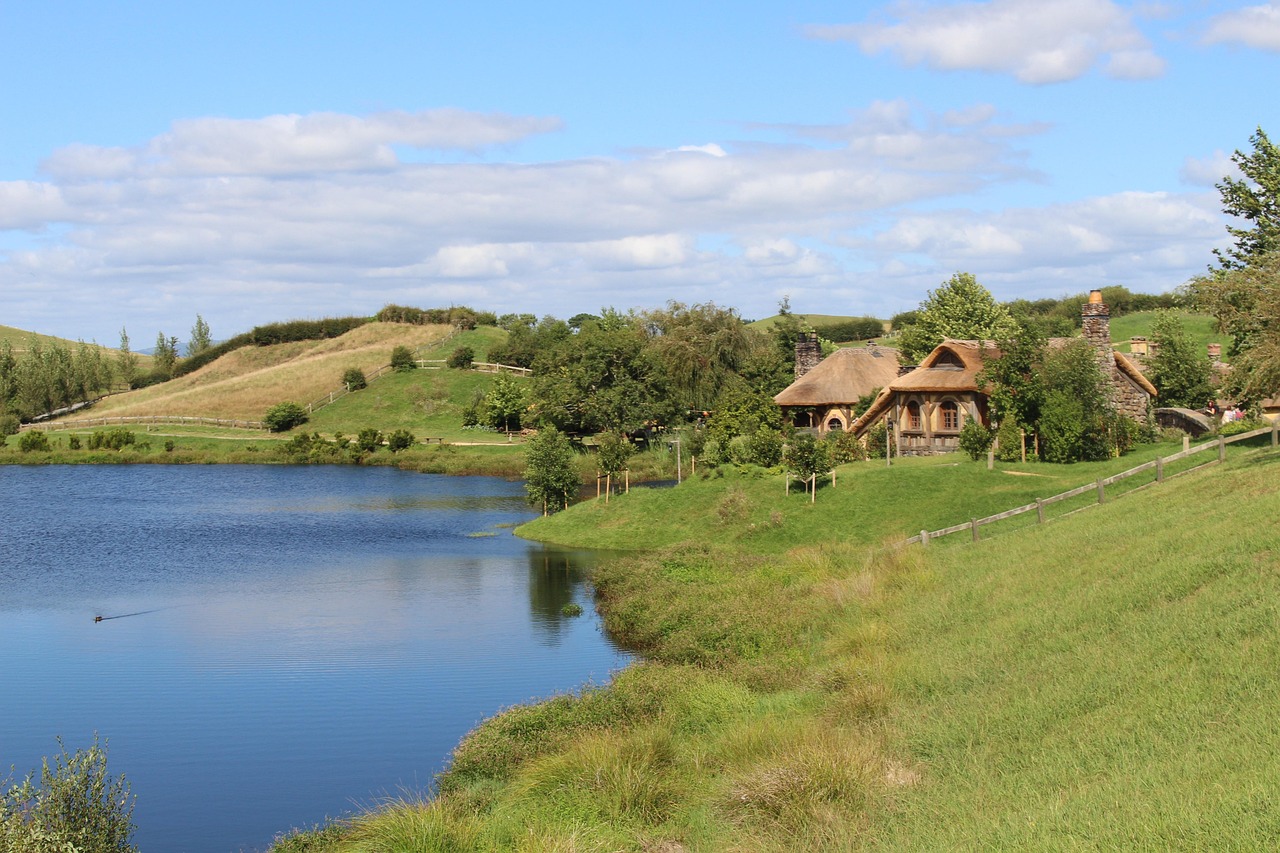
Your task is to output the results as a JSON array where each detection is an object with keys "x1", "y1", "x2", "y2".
[{"x1": 774, "y1": 346, "x2": 901, "y2": 407}]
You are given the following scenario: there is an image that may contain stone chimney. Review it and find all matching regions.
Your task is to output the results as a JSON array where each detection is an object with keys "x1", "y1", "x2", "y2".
[
  {"x1": 794, "y1": 331, "x2": 821, "y2": 379},
  {"x1": 1081, "y1": 289, "x2": 1116, "y2": 375}
]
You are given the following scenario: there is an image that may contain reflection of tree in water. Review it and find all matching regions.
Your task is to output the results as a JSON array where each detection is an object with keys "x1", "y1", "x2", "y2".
[{"x1": 527, "y1": 546, "x2": 593, "y2": 644}]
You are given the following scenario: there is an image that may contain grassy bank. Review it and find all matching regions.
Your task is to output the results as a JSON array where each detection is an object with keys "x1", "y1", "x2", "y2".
[{"x1": 271, "y1": 438, "x2": 1280, "y2": 851}]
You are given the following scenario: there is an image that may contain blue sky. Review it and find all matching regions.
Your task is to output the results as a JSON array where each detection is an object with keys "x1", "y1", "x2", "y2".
[{"x1": 2, "y1": 1, "x2": 1277, "y2": 343}]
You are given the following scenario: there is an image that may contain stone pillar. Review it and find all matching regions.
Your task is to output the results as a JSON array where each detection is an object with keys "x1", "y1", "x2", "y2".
[
  {"x1": 794, "y1": 332, "x2": 821, "y2": 379},
  {"x1": 1082, "y1": 290, "x2": 1117, "y2": 399}
]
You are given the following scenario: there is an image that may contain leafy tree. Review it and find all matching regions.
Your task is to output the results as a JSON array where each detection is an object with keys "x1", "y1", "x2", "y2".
[
  {"x1": 356, "y1": 427, "x2": 383, "y2": 452},
  {"x1": 524, "y1": 426, "x2": 580, "y2": 514},
  {"x1": 153, "y1": 332, "x2": 179, "y2": 379},
  {"x1": 745, "y1": 426, "x2": 784, "y2": 467},
  {"x1": 1214, "y1": 126, "x2": 1280, "y2": 270},
  {"x1": 446, "y1": 346, "x2": 474, "y2": 369},
  {"x1": 18, "y1": 430, "x2": 50, "y2": 452},
  {"x1": 705, "y1": 386, "x2": 782, "y2": 447},
  {"x1": 641, "y1": 301, "x2": 751, "y2": 413},
  {"x1": 187, "y1": 314, "x2": 213, "y2": 357},
  {"x1": 595, "y1": 431, "x2": 633, "y2": 480},
  {"x1": 958, "y1": 420, "x2": 995, "y2": 461},
  {"x1": 1187, "y1": 252, "x2": 1280, "y2": 401},
  {"x1": 1038, "y1": 339, "x2": 1115, "y2": 463},
  {"x1": 899, "y1": 272, "x2": 1018, "y2": 363},
  {"x1": 978, "y1": 321, "x2": 1047, "y2": 431},
  {"x1": 1148, "y1": 310, "x2": 1214, "y2": 408},
  {"x1": 386, "y1": 429, "x2": 415, "y2": 452},
  {"x1": 263, "y1": 401, "x2": 308, "y2": 432},
  {"x1": 0, "y1": 736, "x2": 136, "y2": 852},
  {"x1": 784, "y1": 433, "x2": 830, "y2": 484},
  {"x1": 390, "y1": 345, "x2": 416, "y2": 372},
  {"x1": 484, "y1": 373, "x2": 526, "y2": 433},
  {"x1": 342, "y1": 367, "x2": 367, "y2": 391},
  {"x1": 115, "y1": 328, "x2": 138, "y2": 390}
]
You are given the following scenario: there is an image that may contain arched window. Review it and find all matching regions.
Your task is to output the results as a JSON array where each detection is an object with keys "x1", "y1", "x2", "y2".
[
  {"x1": 826, "y1": 418, "x2": 844, "y2": 431},
  {"x1": 906, "y1": 401, "x2": 921, "y2": 431},
  {"x1": 940, "y1": 401, "x2": 960, "y2": 431}
]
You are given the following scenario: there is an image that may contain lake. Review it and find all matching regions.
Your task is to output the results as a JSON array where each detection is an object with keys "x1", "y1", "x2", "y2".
[{"x1": 0, "y1": 464, "x2": 630, "y2": 852}]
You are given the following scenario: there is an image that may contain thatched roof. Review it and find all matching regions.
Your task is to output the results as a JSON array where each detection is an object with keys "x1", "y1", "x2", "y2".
[
  {"x1": 1113, "y1": 352, "x2": 1158, "y2": 397},
  {"x1": 774, "y1": 346, "x2": 901, "y2": 407}
]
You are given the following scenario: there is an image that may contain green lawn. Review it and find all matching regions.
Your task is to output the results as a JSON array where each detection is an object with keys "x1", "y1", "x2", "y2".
[{"x1": 1110, "y1": 310, "x2": 1220, "y2": 353}]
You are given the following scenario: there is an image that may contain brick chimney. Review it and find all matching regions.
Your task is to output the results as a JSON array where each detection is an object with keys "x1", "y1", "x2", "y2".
[
  {"x1": 794, "y1": 332, "x2": 821, "y2": 379},
  {"x1": 1081, "y1": 289, "x2": 1116, "y2": 375}
]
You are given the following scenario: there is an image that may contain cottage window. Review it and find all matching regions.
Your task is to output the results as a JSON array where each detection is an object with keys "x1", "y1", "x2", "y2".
[
  {"x1": 906, "y1": 401, "x2": 921, "y2": 431},
  {"x1": 940, "y1": 401, "x2": 960, "y2": 431}
]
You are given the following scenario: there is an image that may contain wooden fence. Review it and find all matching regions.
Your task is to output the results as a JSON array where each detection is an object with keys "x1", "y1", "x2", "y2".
[
  {"x1": 905, "y1": 423, "x2": 1279, "y2": 547},
  {"x1": 27, "y1": 415, "x2": 266, "y2": 431}
]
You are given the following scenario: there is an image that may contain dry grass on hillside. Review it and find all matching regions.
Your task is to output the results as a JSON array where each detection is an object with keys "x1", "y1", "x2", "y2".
[{"x1": 80, "y1": 323, "x2": 453, "y2": 421}]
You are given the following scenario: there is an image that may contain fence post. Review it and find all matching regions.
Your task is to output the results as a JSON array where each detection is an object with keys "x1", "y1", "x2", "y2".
[
  {"x1": 1036, "y1": 498, "x2": 1044, "y2": 524},
  {"x1": 971, "y1": 518, "x2": 979, "y2": 542},
  {"x1": 1273, "y1": 422, "x2": 1278, "y2": 448},
  {"x1": 1183, "y1": 434, "x2": 1190, "y2": 452},
  {"x1": 1156, "y1": 456, "x2": 1164, "y2": 483},
  {"x1": 1097, "y1": 478, "x2": 1105, "y2": 504},
  {"x1": 920, "y1": 529, "x2": 929, "y2": 547},
  {"x1": 987, "y1": 448, "x2": 994, "y2": 470},
  {"x1": 1218, "y1": 435, "x2": 1226, "y2": 463}
]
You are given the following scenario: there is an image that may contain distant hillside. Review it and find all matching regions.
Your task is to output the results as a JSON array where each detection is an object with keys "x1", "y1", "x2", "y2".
[
  {"x1": 72, "y1": 322, "x2": 458, "y2": 422},
  {"x1": 1109, "y1": 310, "x2": 1220, "y2": 353},
  {"x1": 0, "y1": 324, "x2": 153, "y2": 366}
]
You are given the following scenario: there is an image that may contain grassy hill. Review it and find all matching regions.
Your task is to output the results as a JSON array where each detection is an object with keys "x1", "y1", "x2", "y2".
[
  {"x1": 1, "y1": 323, "x2": 154, "y2": 367},
  {"x1": 1110, "y1": 310, "x2": 1221, "y2": 353},
  {"x1": 275, "y1": 436, "x2": 1280, "y2": 851}
]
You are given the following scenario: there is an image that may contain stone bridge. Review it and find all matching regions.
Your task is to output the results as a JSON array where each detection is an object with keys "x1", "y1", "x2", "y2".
[{"x1": 1155, "y1": 407, "x2": 1213, "y2": 437}]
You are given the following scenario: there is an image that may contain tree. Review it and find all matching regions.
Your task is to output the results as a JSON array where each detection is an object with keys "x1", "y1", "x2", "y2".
[
  {"x1": 390, "y1": 345, "x2": 416, "y2": 372},
  {"x1": 899, "y1": 272, "x2": 1018, "y2": 363},
  {"x1": 524, "y1": 426, "x2": 580, "y2": 514},
  {"x1": 263, "y1": 401, "x2": 308, "y2": 432},
  {"x1": 187, "y1": 314, "x2": 213, "y2": 357},
  {"x1": 1187, "y1": 252, "x2": 1280, "y2": 401},
  {"x1": 1214, "y1": 127, "x2": 1280, "y2": 270},
  {"x1": 484, "y1": 373, "x2": 526, "y2": 433},
  {"x1": 446, "y1": 346, "x2": 474, "y2": 369},
  {"x1": 595, "y1": 431, "x2": 633, "y2": 491},
  {"x1": 386, "y1": 429, "x2": 415, "y2": 452},
  {"x1": 784, "y1": 432, "x2": 830, "y2": 494},
  {"x1": 115, "y1": 328, "x2": 138, "y2": 390},
  {"x1": 1038, "y1": 339, "x2": 1115, "y2": 463},
  {"x1": 153, "y1": 332, "x2": 179, "y2": 379},
  {"x1": 978, "y1": 320, "x2": 1047, "y2": 431},
  {"x1": 1148, "y1": 311, "x2": 1214, "y2": 408},
  {"x1": 0, "y1": 736, "x2": 136, "y2": 852}
]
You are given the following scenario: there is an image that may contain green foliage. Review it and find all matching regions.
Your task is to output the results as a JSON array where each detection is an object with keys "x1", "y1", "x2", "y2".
[
  {"x1": 899, "y1": 272, "x2": 1019, "y2": 363},
  {"x1": 825, "y1": 428, "x2": 867, "y2": 464},
  {"x1": 446, "y1": 346, "x2": 474, "y2": 369},
  {"x1": 1039, "y1": 340, "x2": 1114, "y2": 463},
  {"x1": 356, "y1": 427, "x2": 383, "y2": 452},
  {"x1": 812, "y1": 316, "x2": 884, "y2": 342},
  {"x1": 115, "y1": 328, "x2": 138, "y2": 390},
  {"x1": 1214, "y1": 126, "x2": 1280, "y2": 269},
  {"x1": 17, "y1": 430, "x2": 50, "y2": 452},
  {"x1": 152, "y1": 332, "x2": 179, "y2": 379},
  {"x1": 595, "y1": 431, "x2": 633, "y2": 477},
  {"x1": 174, "y1": 316, "x2": 370, "y2": 378},
  {"x1": 87, "y1": 428, "x2": 136, "y2": 451},
  {"x1": 264, "y1": 401, "x2": 308, "y2": 432},
  {"x1": 0, "y1": 736, "x2": 136, "y2": 853},
  {"x1": 187, "y1": 314, "x2": 212, "y2": 357},
  {"x1": 994, "y1": 417, "x2": 1024, "y2": 461},
  {"x1": 641, "y1": 301, "x2": 752, "y2": 412},
  {"x1": 524, "y1": 426, "x2": 579, "y2": 513},
  {"x1": 706, "y1": 386, "x2": 781, "y2": 446},
  {"x1": 164, "y1": 439, "x2": 175, "y2": 452},
  {"x1": 978, "y1": 320, "x2": 1047, "y2": 429},
  {"x1": 67, "y1": 435, "x2": 80, "y2": 450},
  {"x1": 483, "y1": 373, "x2": 525, "y2": 432},
  {"x1": 389, "y1": 345, "x2": 416, "y2": 372},
  {"x1": 784, "y1": 432, "x2": 829, "y2": 480},
  {"x1": 0, "y1": 413, "x2": 18, "y2": 435},
  {"x1": 959, "y1": 420, "x2": 994, "y2": 461},
  {"x1": 375, "y1": 304, "x2": 493, "y2": 328},
  {"x1": 386, "y1": 429, "x2": 415, "y2": 452},
  {"x1": 341, "y1": 367, "x2": 367, "y2": 391},
  {"x1": 1187, "y1": 253, "x2": 1280, "y2": 401},
  {"x1": 280, "y1": 432, "x2": 344, "y2": 462},
  {"x1": 745, "y1": 427, "x2": 784, "y2": 467},
  {"x1": 865, "y1": 421, "x2": 890, "y2": 459},
  {"x1": 1148, "y1": 310, "x2": 1214, "y2": 408}
]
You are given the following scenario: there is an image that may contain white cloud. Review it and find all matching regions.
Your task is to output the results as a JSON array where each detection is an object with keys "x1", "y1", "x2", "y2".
[
  {"x1": 1180, "y1": 150, "x2": 1238, "y2": 187},
  {"x1": 42, "y1": 110, "x2": 563, "y2": 180},
  {"x1": 806, "y1": 0, "x2": 1165, "y2": 84},
  {"x1": 0, "y1": 182, "x2": 67, "y2": 229},
  {"x1": 1202, "y1": 4, "x2": 1280, "y2": 51}
]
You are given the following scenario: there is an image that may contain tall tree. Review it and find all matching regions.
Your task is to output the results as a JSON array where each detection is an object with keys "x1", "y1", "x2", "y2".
[
  {"x1": 154, "y1": 332, "x2": 179, "y2": 378},
  {"x1": 1148, "y1": 311, "x2": 1214, "y2": 409},
  {"x1": 187, "y1": 314, "x2": 212, "y2": 357},
  {"x1": 524, "y1": 426, "x2": 580, "y2": 514},
  {"x1": 116, "y1": 328, "x2": 138, "y2": 390},
  {"x1": 1187, "y1": 252, "x2": 1280, "y2": 401},
  {"x1": 899, "y1": 272, "x2": 1018, "y2": 363},
  {"x1": 1215, "y1": 127, "x2": 1280, "y2": 270}
]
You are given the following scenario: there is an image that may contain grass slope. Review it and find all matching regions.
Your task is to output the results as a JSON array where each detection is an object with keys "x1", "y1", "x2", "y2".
[
  {"x1": 1110, "y1": 310, "x2": 1220, "y2": 353},
  {"x1": 272, "y1": 439, "x2": 1280, "y2": 852}
]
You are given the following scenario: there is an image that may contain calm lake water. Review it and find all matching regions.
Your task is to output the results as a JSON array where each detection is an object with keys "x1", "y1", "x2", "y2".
[{"x1": 0, "y1": 465, "x2": 630, "y2": 852}]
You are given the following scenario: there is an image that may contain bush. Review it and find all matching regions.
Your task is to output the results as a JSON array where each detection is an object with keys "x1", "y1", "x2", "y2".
[
  {"x1": 825, "y1": 429, "x2": 867, "y2": 464},
  {"x1": 356, "y1": 427, "x2": 383, "y2": 452},
  {"x1": 0, "y1": 736, "x2": 136, "y2": 852},
  {"x1": 18, "y1": 430, "x2": 50, "y2": 453},
  {"x1": 746, "y1": 427, "x2": 784, "y2": 467},
  {"x1": 959, "y1": 421, "x2": 994, "y2": 461},
  {"x1": 87, "y1": 428, "x2": 136, "y2": 451},
  {"x1": 164, "y1": 440, "x2": 175, "y2": 453},
  {"x1": 865, "y1": 422, "x2": 890, "y2": 459},
  {"x1": 995, "y1": 419, "x2": 1023, "y2": 462},
  {"x1": 390, "y1": 346, "x2": 416, "y2": 372},
  {"x1": 68, "y1": 435, "x2": 82, "y2": 450},
  {"x1": 447, "y1": 346, "x2": 475, "y2": 369},
  {"x1": 386, "y1": 429, "x2": 415, "y2": 452},
  {"x1": 0, "y1": 414, "x2": 19, "y2": 436},
  {"x1": 264, "y1": 402, "x2": 308, "y2": 433},
  {"x1": 342, "y1": 367, "x2": 367, "y2": 391}
]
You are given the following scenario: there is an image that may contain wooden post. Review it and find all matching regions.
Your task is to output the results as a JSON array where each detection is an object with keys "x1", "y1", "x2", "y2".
[
  {"x1": 830, "y1": 468, "x2": 836, "y2": 487},
  {"x1": 1183, "y1": 434, "x2": 1190, "y2": 452},
  {"x1": 596, "y1": 473, "x2": 601, "y2": 499},
  {"x1": 1036, "y1": 498, "x2": 1044, "y2": 524},
  {"x1": 811, "y1": 474, "x2": 816, "y2": 504},
  {"x1": 987, "y1": 448, "x2": 994, "y2": 470},
  {"x1": 786, "y1": 474, "x2": 790, "y2": 496},
  {"x1": 691, "y1": 456, "x2": 696, "y2": 476},
  {"x1": 1020, "y1": 429, "x2": 1026, "y2": 463},
  {"x1": 1273, "y1": 422, "x2": 1278, "y2": 448},
  {"x1": 971, "y1": 518, "x2": 980, "y2": 542},
  {"x1": 606, "y1": 473, "x2": 611, "y2": 503},
  {"x1": 920, "y1": 529, "x2": 929, "y2": 547},
  {"x1": 625, "y1": 469, "x2": 630, "y2": 494},
  {"x1": 1156, "y1": 456, "x2": 1164, "y2": 483},
  {"x1": 1097, "y1": 478, "x2": 1105, "y2": 504},
  {"x1": 1218, "y1": 435, "x2": 1226, "y2": 463}
]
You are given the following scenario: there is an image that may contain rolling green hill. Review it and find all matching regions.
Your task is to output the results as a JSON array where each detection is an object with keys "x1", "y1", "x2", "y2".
[{"x1": 1109, "y1": 310, "x2": 1221, "y2": 353}]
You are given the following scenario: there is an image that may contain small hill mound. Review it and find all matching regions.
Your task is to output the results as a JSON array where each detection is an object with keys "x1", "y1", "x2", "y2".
[{"x1": 78, "y1": 322, "x2": 455, "y2": 422}]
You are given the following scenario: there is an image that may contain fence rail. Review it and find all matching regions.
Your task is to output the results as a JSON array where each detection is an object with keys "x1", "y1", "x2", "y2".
[
  {"x1": 906, "y1": 423, "x2": 1279, "y2": 547},
  {"x1": 26, "y1": 415, "x2": 266, "y2": 431}
]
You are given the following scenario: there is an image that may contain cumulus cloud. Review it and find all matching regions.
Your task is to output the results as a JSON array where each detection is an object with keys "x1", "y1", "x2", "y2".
[
  {"x1": 1201, "y1": 4, "x2": 1280, "y2": 51},
  {"x1": 806, "y1": 0, "x2": 1165, "y2": 84},
  {"x1": 1180, "y1": 150, "x2": 1238, "y2": 187},
  {"x1": 42, "y1": 109, "x2": 564, "y2": 180}
]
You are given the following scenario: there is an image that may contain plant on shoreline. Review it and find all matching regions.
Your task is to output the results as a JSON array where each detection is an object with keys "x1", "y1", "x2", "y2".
[{"x1": 264, "y1": 401, "x2": 308, "y2": 432}]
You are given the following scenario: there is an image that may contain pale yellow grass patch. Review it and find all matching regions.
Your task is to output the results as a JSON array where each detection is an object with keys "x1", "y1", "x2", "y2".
[{"x1": 75, "y1": 323, "x2": 452, "y2": 421}]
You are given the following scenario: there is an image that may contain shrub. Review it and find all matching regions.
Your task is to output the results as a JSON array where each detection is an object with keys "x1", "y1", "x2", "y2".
[
  {"x1": 342, "y1": 367, "x2": 367, "y2": 391},
  {"x1": 0, "y1": 736, "x2": 136, "y2": 852},
  {"x1": 825, "y1": 429, "x2": 867, "y2": 464},
  {"x1": 264, "y1": 402, "x2": 308, "y2": 433},
  {"x1": 746, "y1": 427, "x2": 784, "y2": 467},
  {"x1": 0, "y1": 414, "x2": 19, "y2": 436},
  {"x1": 68, "y1": 435, "x2": 81, "y2": 450},
  {"x1": 18, "y1": 430, "x2": 50, "y2": 453},
  {"x1": 88, "y1": 428, "x2": 136, "y2": 451},
  {"x1": 390, "y1": 345, "x2": 416, "y2": 372},
  {"x1": 386, "y1": 429, "x2": 415, "y2": 452},
  {"x1": 356, "y1": 427, "x2": 383, "y2": 452},
  {"x1": 447, "y1": 346, "x2": 475, "y2": 369},
  {"x1": 865, "y1": 422, "x2": 890, "y2": 459},
  {"x1": 1218, "y1": 417, "x2": 1268, "y2": 437},
  {"x1": 995, "y1": 419, "x2": 1023, "y2": 462},
  {"x1": 164, "y1": 440, "x2": 175, "y2": 453}
]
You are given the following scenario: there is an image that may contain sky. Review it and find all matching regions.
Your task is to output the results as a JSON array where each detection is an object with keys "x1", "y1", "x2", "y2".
[{"x1": 1, "y1": 1, "x2": 1278, "y2": 344}]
